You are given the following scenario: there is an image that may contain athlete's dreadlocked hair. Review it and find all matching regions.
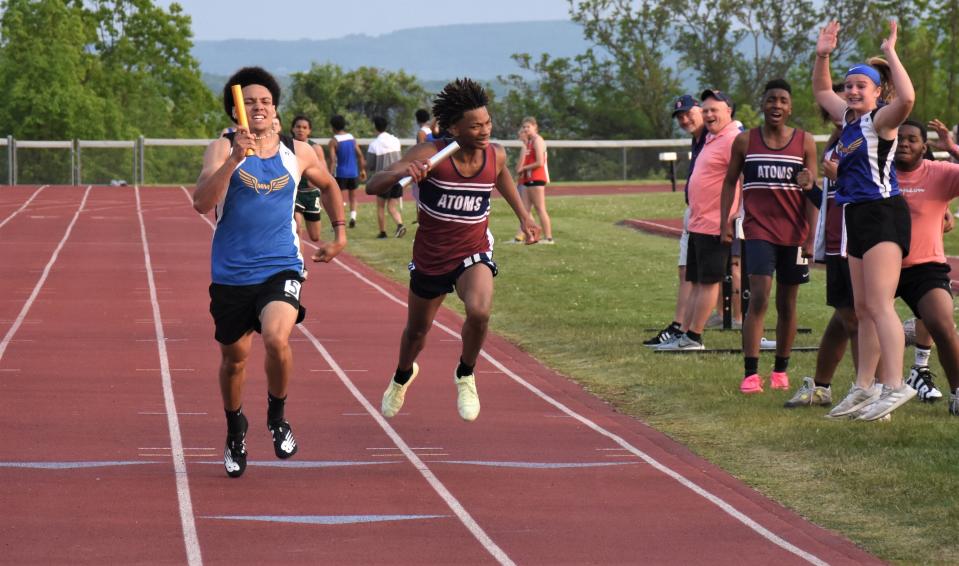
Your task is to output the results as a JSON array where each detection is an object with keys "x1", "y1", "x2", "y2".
[{"x1": 432, "y1": 78, "x2": 489, "y2": 131}]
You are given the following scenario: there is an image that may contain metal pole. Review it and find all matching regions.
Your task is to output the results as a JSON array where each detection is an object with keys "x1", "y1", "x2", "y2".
[
  {"x1": 670, "y1": 161, "x2": 676, "y2": 192},
  {"x1": 138, "y1": 135, "x2": 145, "y2": 185},
  {"x1": 11, "y1": 137, "x2": 16, "y2": 185},
  {"x1": 74, "y1": 141, "x2": 80, "y2": 186},
  {"x1": 6, "y1": 135, "x2": 12, "y2": 185},
  {"x1": 622, "y1": 146, "x2": 627, "y2": 180}
]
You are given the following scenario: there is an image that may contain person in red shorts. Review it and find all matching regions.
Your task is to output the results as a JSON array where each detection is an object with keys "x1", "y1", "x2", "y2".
[{"x1": 366, "y1": 78, "x2": 541, "y2": 422}]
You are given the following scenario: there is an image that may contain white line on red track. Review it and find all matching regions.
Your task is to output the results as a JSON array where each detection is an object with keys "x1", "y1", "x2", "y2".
[
  {"x1": 0, "y1": 186, "x2": 89, "y2": 363},
  {"x1": 0, "y1": 185, "x2": 48, "y2": 230},
  {"x1": 176, "y1": 186, "x2": 828, "y2": 566},
  {"x1": 136, "y1": 186, "x2": 202, "y2": 566}
]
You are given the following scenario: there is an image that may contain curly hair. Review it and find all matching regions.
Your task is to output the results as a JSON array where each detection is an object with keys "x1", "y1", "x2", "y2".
[
  {"x1": 222, "y1": 66, "x2": 281, "y2": 122},
  {"x1": 432, "y1": 78, "x2": 489, "y2": 131}
]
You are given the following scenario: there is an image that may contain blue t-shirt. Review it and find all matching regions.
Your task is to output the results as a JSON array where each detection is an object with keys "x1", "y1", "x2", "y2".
[
  {"x1": 835, "y1": 109, "x2": 898, "y2": 204},
  {"x1": 334, "y1": 133, "x2": 358, "y2": 178},
  {"x1": 211, "y1": 136, "x2": 303, "y2": 285}
]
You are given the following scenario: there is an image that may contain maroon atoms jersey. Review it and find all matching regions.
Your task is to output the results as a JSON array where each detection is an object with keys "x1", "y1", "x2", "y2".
[
  {"x1": 741, "y1": 127, "x2": 809, "y2": 246},
  {"x1": 411, "y1": 140, "x2": 497, "y2": 275}
]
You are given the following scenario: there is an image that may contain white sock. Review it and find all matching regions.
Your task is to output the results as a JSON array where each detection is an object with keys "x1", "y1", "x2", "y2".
[
  {"x1": 915, "y1": 346, "x2": 932, "y2": 368},
  {"x1": 350, "y1": 210, "x2": 356, "y2": 220}
]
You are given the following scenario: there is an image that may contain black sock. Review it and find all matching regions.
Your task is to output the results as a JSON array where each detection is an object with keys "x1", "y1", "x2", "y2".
[
  {"x1": 393, "y1": 366, "x2": 414, "y2": 385},
  {"x1": 686, "y1": 331, "x2": 702, "y2": 344},
  {"x1": 744, "y1": 357, "x2": 759, "y2": 377},
  {"x1": 267, "y1": 393, "x2": 286, "y2": 424},
  {"x1": 814, "y1": 380, "x2": 831, "y2": 389},
  {"x1": 774, "y1": 356, "x2": 790, "y2": 373},
  {"x1": 225, "y1": 407, "x2": 245, "y2": 436},
  {"x1": 456, "y1": 358, "x2": 475, "y2": 378},
  {"x1": 669, "y1": 321, "x2": 682, "y2": 330}
]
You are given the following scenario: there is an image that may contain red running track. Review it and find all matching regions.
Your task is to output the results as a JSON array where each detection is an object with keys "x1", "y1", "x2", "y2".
[{"x1": 0, "y1": 185, "x2": 880, "y2": 565}]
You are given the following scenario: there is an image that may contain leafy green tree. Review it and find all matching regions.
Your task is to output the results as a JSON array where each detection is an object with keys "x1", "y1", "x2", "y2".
[
  {"x1": 0, "y1": 0, "x2": 109, "y2": 139},
  {"x1": 284, "y1": 64, "x2": 429, "y2": 138}
]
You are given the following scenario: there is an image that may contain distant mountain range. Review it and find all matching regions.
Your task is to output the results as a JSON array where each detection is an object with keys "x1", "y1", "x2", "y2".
[{"x1": 194, "y1": 20, "x2": 592, "y2": 92}]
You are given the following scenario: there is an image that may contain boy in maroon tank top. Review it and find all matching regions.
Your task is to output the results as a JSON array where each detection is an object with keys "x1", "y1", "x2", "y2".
[
  {"x1": 720, "y1": 79, "x2": 819, "y2": 394},
  {"x1": 366, "y1": 78, "x2": 541, "y2": 422}
]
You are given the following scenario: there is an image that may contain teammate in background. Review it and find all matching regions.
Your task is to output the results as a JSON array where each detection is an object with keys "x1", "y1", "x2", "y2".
[
  {"x1": 368, "y1": 116, "x2": 406, "y2": 238},
  {"x1": 720, "y1": 79, "x2": 818, "y2": 394},
  {"x1": 290, "y1": 115, "x2": 326, "y2": 280},
  {"x1": 193, "y1": 66, "x2": 347, "y2": 478},
  {"x1": 814, "y1": 20, "x2": 917, "y2": 421},
  {"x1": 644, "y1": 94, "x2": 707, "y2": 347},
  {"x1": 894, "y1": 119, "x2": 959, "y2": 414},
  {"x1": 368, "y1": 78, "x2": 541, "y2": 422},
  {"x1": 328, "y1": 115, "x2": 366, "y2": 228},
  {"x1": 510, "y1": 125, "x2": 530, "y2": 243},
  {"x1": 516, "y1": 116, "x2": 554, "y2": 244},
  {"x1": 657, "y1": 89, "x2": 741, "y2": 351},
  {"x1": 415, "y1": 109, "x2": 434, "y2": 143}
]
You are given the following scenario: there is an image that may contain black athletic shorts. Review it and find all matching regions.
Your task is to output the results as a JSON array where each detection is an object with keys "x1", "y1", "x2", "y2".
[
  {"x1": 378, "y1": 183, "x2": 403, "y2": 200},
  {"x1": 209, "y1": 270, "x2": 306, "y2": 345},
  {"x1": 685, "y1": 232, "x2": 730, "y2": 284},
  {"x1": 409, "y1": 253, "x2": 498, "y2": 300},
  {"x1": 744, "y1": 239, "x2": 810, "y2": 285},
  {"x1": 844, "y1": 195, "x2": 911, "y2": 258},
  {"x1": 295, "y1": 189, "x2": 321, "y2": 222},
  {"x1": 524, "y1": 180, "x2": 547, "y2": 187},
  {"x1": 896, "y1": 262, "x2": 952, "y2": 319},
  {"x1": 825, "y1": 254, "x2": 854, "y2": 309},
  {"x1": 336, "y1": 176, "x2": 358, "y2": 191}
]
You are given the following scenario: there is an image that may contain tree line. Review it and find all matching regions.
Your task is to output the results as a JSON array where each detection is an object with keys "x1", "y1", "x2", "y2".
[{"x1": 2, "y1": 0, "x2": 958, "y2": 144}]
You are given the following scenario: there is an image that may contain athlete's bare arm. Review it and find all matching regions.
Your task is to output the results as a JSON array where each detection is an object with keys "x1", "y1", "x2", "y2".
[
  {"x1": 194, "y1": 130, "x2": 254, "y2": 214},
  {"x1": 327, "y1": 138, "x2": 338, "y2": 173},
  {"x1": 355, "y1": 143, "x2": 368, "y2": 181},
  {"x1": 365, "y1": 142, "x2": 437, "y2": 195},
  {"x1": 813, "y1": 21, "x2": 847, "y2": 124},
  {"x1": 297, "y1": 140, "x2": 346, "y2": 262},
  {"x1": 719, "y1": 132, "x2": 749, "y2": 245},
  {"x1": 873, "y1": 21, "x2": 915, "y2": 137},
  {"x1": 493, "y1": 144, "x2": 540, "y2": 244}
]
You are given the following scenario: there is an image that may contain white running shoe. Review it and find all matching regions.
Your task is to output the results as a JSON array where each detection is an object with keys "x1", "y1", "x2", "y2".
[
  {"x1": 455, "y1": 374, "x2": 481, "y2": 421},
  {"x1": 826, "y1": 383, "x2": 881, "y2": 418},
  {"x1": 381, "y1": 363, "x2": 418, "y2": 418},
  {"x1": 655, "y1": 333, "x2": 705, "y2": 351},
  {"x1": 857, "y1": 384, "x2": 917, "y2": 421}
]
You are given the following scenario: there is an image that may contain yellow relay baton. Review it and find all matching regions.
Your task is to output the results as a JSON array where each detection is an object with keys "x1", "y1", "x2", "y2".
[{"x1": 230, "y1": 84, "x2": 255, "y2": 157}]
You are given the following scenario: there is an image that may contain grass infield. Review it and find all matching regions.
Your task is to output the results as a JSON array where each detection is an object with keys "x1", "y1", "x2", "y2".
[{"x1": 342, "y1": 190, "x2": 958, "y2": 566}]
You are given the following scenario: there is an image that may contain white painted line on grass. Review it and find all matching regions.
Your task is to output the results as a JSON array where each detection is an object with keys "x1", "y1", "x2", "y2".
[
  {"x1": 0, "y1": 186, "x2": 90, "y2": 363},
  {"x1": 0, "y1": 185, "x2": 48, "y2": 229},
  {"x1": 136, "y1": 186, "x2": 202, "y2": 566}
]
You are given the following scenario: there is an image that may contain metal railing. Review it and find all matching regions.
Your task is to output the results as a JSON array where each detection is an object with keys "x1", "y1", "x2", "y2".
[{"x1": 0, "y1": 134, "x2": 951, "y2": 185}]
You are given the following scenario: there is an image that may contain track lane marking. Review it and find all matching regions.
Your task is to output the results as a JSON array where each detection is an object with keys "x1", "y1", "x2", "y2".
[{"x1": 0, "y1": 184, "x2": 48, "y2": 229}]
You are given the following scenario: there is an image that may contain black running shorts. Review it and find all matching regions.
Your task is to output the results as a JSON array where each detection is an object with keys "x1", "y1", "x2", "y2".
[
  {"x1": 825, "y1": 255, "x2": 854, "y2": 309},
  {"x1": 844, "y1": 195, "x2": 911, "y2": 259},
  {"x1": 896, "y1": 262, "x2": 952, "y2": 319},
  {"x1": 336, "y1": 176, "x2": 358, "y2": 191},
  {"x1": 744, "y1": 239, "x2": 810, "y2": 285},
  {"x1": 295, "y1": 189, "x2": 321, "y2": 222},
  {"x1": 409, "y1": 254, "x2": 498, "y2": 300},
  {"x1": 685, "y1": 232, "x2": 730, "y2": 284},
  {"x1": 209, "y1": 270, "x2": 306, "y2": 345}
]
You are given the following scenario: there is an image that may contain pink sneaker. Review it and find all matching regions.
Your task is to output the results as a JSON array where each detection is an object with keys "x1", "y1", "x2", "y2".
[
  {"x1": 770, "y1": 371, "x2": 790, "y2": 390},
  {"x1": 740, "y1": 373, "x2": 764, "y2": 394}
]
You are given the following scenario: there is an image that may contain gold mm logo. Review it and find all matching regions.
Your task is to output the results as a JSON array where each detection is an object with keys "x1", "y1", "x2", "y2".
[{"x1": 239, "y1": 169, "x2": 291, "y2": 195}]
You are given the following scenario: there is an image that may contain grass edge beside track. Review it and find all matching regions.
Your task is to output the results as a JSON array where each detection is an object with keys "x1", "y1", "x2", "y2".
[{"x1": 338, "y1": 190, "x2": 959, "y2": 566}]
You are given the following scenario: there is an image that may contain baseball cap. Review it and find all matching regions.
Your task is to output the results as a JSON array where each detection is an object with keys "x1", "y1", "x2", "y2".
[
  {"x1": 671, "y1": 94, "x2": 700, "y2": 117},
  {"x1": 700, "y1": 89, "x2": 733, "y2": 106}
]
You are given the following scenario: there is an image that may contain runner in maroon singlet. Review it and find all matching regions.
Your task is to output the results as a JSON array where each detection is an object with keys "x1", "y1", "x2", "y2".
[{"x1": 366, "y1": 78, "x2": 541, "y2": 422}]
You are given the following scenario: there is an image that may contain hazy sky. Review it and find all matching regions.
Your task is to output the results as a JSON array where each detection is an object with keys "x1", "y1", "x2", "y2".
[{"x1": 156, "y1": 0, "x2": 573, "y2": 41}]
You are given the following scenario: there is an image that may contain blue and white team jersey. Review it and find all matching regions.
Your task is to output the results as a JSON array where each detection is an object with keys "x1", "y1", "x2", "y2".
[
  {"x1": 334, "y1": 133, "x2": 358, "y2": 178},
  {"x1": 835, "y1": 108, "x2": 899, "y2": 204},
  {"x1": 211, "y1": 136, "x2": 303, "y2": 285}
]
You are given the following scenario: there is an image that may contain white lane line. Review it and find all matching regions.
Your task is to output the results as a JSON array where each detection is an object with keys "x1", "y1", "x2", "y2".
[
  {"x1": 136, "y1": 186, "x2": 202, "y2": 566},
  {"x1": 178, "y1": 186, "x2": 515, "y2": 563},
  {"x1": 174, "y1": 185, "x2": 824, "y2": 564},
  {"x1": 0, "y1": 186, "x2": 90, "y2": 363},
  {"x1": 297, "y1": 324, "x2": 515, "y2": 566},
  {"x1": 327, "y1": 258, "x2": 829, "y2": 566},
  {"x1": 0, "y1": 185, "x2": 48, "y2": 229}
]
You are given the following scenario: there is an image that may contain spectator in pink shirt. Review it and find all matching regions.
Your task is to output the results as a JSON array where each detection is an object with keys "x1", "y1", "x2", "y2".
[{"x1": 658, "y1": 89, "x2": 740, "y2": 351}]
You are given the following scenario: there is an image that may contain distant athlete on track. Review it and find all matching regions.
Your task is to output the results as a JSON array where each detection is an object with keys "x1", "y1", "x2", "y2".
[
  {"x1": 367, "y1": 78, "x2": 541, "y2": 421},
  {"x1": 290, "y1": 115, "x2": 327, "y2": 280},
  {"x1": 328, "y1": 115, "x2": 366, "y2": 228},
  {"x1": 193, "y1": 66, "x2": 347, "y2": 478}
]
